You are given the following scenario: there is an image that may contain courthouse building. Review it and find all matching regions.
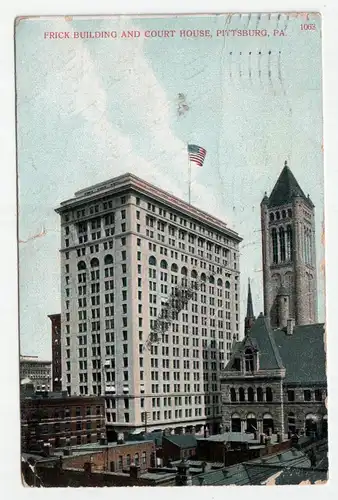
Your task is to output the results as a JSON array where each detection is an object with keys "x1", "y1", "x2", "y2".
[
  {"x1": 221, "y1": 162, "x2": 327, "y2": 439},
  {"x1": 56, "y1": 173, "x2": 242, "y2": 434}
]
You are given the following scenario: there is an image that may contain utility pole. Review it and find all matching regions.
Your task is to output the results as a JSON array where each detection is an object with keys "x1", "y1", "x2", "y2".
[{"x1": 142, "y1": 411, "x2": 149, "y2": 434}]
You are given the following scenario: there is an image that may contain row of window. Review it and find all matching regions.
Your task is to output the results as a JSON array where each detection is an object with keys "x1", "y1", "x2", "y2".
[{"x1": 230, "y1": 387, "x2": 274, "y2": 402}]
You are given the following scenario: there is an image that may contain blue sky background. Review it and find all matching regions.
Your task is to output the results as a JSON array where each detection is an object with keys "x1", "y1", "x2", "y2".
[{"x1": 16, "y1": 13, "x2": 324, "y2": 360}]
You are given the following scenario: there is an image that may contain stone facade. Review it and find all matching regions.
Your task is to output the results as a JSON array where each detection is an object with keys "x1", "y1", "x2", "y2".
[
  {"x1": 220, "y1": 316, "x2": 327, "y2": 439},
  {"x1": 221, "y1": 377, "x2": 285, "y2": 434},
  {"x1": 261, "y1": 162, "x2": 318, "y2": 327}
]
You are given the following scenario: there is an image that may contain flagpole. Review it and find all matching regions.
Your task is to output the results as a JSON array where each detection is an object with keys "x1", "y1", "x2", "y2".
[{"x1": 187, "y1": 143, "x2": 192, "y2": 204}]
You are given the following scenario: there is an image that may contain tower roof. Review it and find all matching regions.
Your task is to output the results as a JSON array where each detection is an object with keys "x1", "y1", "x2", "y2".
[
  {"x1": 267, "y1": 161, "x2": 313, "y2": 208},
  {"x1": 246, "y1": 279, "x2": 254, "y2": 318}
]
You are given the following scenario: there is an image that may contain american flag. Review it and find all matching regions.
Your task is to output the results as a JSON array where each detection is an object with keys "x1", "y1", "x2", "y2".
[{"x1": 188, "y1": 144, "x2": 207, "y2": 167}]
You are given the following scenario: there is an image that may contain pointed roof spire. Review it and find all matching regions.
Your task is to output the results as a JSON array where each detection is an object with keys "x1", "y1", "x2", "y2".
[
  {"x1": 267, "y1": 160, "x2": 312, "y2": 208},
  {"x1": 246, "y1": 278, "x2": 254, "y2": 318}
]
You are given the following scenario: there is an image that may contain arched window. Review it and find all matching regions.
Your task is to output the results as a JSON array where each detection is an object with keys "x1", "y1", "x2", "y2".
[
  {"x1": 77, "y1": 261, "x2": 86, "y2": 270},
  {"x1": 181, "y1": 266, "x2": 188, "y2": 276},
  {"x1": 270, "y1": 213, "x2": 275, "y2": 222},
  {"x1": 257, "y1": 387, "x2": 263, "y2": 402},
  {"x1": 305, "y1": 414, "x2": 318, "y2": 437},
  {"x1": 230, "y1": 388, "x2": 237, "y2": 402},
  {"x1": 263, "y1": 413, "x2": 274, "y2": 434},
  {"x1": 279, "y1": 227, "x2": 286, "y2": 262},
  {"x1": 160, "y1": 259, "x2": 167, "y2": 269},
  {"x1": 248, "y1": 387, "x2": 254, "y2": 402},
  {"x1": 191, "y1": 269, "x2": 197, "y2": 279},
  {"x1": 286, "y1": 225, "x2": 293, "y2": 262},
  {"x1": 148, "y1": 256, "x2": 156, "y2": 266},
  {"x1": 142, "y1": 451, "x2": 146, "y2": 464},
  {"x1": 244, "y1": 348, "x2": 254, "y2": 372},
  {"x1": 104, "y1": 254, "x2": 114, "y2": 278},
  {"x1": 282, "y1": 210, "x2": 286, "y2": 218},
  {"x1": 271, "y1": 228, "x2": 278, "y2": 264},
  {"x1": 217, "y1": 278, "x2": 223, "y2": 287},
  {"x1": 246, "y1": 413, "x2": 257, "y2": 433},
  {"x1": 90, "y1": 258, "x2": 99, "y2": 268},
  {"x1": 134, "y1": 453, "x2": 139, "y2": 466},
  {"x1": 287, "y1": 208, "x2": 292, "y2": 218},
  {"x1": 209, "y1": 275, "x2": 215, "y2": 284},
  {"x1": 276, "y1": 211, "x2": 280, "y2": 220},
  {"x1": 225, "y1": 281, "x2": 230, "y2": 289},
  {"x1": 200, "y1": 273, "x2": 206, "y2": 282},
  {"x1": 126, "y1": 454, "x2": 131, "y2": 466},
  {"x1": 104, "y1": 254, "x2": 113, "y2": 265},
  {"x1": 266, "y1": 387, "x2": 273, "y2": 402},
  {"x1": 171, "y1": 263, "x2": 178, "y2": 272},
  {"x1": 239, "y1": 387, "x2": 245, "y2": 402}
]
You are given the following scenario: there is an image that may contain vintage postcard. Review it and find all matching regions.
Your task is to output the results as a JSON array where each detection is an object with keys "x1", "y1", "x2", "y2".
[{"x1": 16, "y1": 13, "x2": 327, "y2": 487}]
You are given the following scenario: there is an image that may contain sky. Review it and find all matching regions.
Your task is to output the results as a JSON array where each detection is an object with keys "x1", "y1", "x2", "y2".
[{"x1": 15, "y1": 13, "x2": 324, "y2": 360}]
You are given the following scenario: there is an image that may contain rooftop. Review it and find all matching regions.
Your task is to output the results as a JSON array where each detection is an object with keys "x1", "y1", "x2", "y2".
[
  {"x1": 20, "y1": 356, "x2": 52, "y2": 364},
  {"x1": 225, "y1": 314, "x2": 326, "y2": 385},
  {"x1": 191, "y1": 448, "x2": 327, "y2": 486},
  {"x1": 264, "y1": 161, "x2": 314, "y2": 209},
  {"x1": 163, "y1": 434, "x2": 198, "y2": 449},
  {"x1": 56, "y1": 172, "x2": 242, "y2": 242}
]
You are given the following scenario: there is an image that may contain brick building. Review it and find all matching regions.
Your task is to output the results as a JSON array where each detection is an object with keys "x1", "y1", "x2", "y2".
[
  {"x1": 162, "y1": 434, "x2": 197, "y2": 464},
  {"x1": 59, "y1": 439, "x2": 155, "y2": 473},
  {"x1": 20, "y1": 355, "x2": 52, "y2": 391},
  {"x1": 261, "y1": 161, "x2": 318, "y2": 327},
  {"x1": 21, "y1": 392, "x2": 106, "y2": 452},
  {"x1": 48, "y1": 314, "x2": 62, "y2": 392},
  {"x1": 220, "y1": 313, "x2": 327, "y2": 437}
]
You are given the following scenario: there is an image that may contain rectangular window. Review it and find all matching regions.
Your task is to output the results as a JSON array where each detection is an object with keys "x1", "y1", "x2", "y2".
[
  {"x1": 304, "y1": 389, "x2": 312, "y2": 402},
  {"x1": 287, "y1": 390, "x2": 295, "y2": 402}
]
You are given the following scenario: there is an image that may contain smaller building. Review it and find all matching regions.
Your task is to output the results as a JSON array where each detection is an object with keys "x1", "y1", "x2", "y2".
[
  {"x1": 56, "y1": 439, "x2": 155, "y2": 473},
  {"x1": 20, "y1": 355, "x2": 52, "y2": 391},
  {"x1": 48, "y1": 314, "x2": 62, "y2": 392},
  {"x1": 21, "y1": 391, "x2": 106, "y2": 452},
  {"x1": 221, "y1": 312, "x2": 327, "y2": 438},
  {"x1": 162, "y1": 434, "x2": 198, "y2": 464}
]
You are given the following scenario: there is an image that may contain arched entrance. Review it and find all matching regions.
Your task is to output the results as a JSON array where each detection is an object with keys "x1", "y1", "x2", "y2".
[
  {"x1": 263, "y1": 413, "x2": 274, "y2": 434},
  {"x1": 231, "y1": 413, "x2": 241, "y2": 432},
  {"x1": 305, "y1": 414, "x2": 318, "y2": 437},
  {"x1": 246, "y1": 412, "x2": 257, "y2": 433}
]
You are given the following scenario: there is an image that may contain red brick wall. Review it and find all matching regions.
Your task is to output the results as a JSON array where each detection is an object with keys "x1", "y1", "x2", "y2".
[
  {"x1": 36, "y1": 466, "x2": 175, "y2": 487},
  {"x1": 63, "y1": 441, "x2": 155, "y2": 473},
  {"x1": 21, "y1": 396, "x2": 105, "y2": 451}
]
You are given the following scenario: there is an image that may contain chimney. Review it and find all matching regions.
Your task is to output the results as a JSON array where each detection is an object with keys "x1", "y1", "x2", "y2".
[
  {"x1": 130, "y1": 464, "x2": 141, "y2": 480},
  {"x1": 84, "y1": 462, "x2": 92, "y2": 473},
  {"x1": 286, "y1": 318, "x2": 295, "y2": 335},
  {"x1": 175, "y1": 459, "x2": 192, "y2": 486},
  {"x1": 100, "y1": 434, "x2": 107, "y2": 445},
  {"x1": 117, "y1": 432, "x2": 124, "y2": 444},
  {"x1": 201, "y1": 461, "x2": 208, "y2": 473}
]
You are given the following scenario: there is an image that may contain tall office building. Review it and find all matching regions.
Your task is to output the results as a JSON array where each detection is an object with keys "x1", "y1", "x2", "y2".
[{"x1": 56, "y1": 173, "x2": 242, "y2": 434}]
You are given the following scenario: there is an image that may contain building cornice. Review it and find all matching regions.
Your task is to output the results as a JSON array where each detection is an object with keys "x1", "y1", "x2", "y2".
[{"x1": 55, "y1": 173, "x2": 242, "y2": 243}]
